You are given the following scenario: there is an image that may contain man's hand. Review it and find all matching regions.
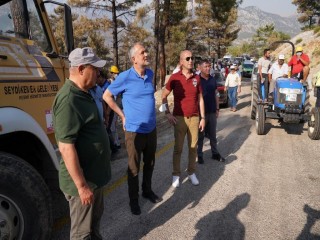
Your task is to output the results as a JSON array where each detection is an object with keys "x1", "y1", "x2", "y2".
[
  {"x1": 166, "y1": 113, "x2": 177, "y2": 125},
  {"x1": 78, "y1": 185, "x2": 94, "y2": 205},
  {"x1": 199, "y1": 119, "x2": 205, "y2": 132}
]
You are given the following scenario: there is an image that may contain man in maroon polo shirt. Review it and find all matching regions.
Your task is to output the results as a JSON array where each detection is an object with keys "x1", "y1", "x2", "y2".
[
  {"x1": 288, "y1": 46, "x2": 310, "y2": 83},
  {"x1": 161, "y1": 50, "x2": 205, "y2": 188}
]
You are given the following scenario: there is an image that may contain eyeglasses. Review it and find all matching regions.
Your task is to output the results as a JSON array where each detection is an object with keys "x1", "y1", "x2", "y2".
[{"x1": 185, "y1": 56, "x2": 194, "y2": 61}]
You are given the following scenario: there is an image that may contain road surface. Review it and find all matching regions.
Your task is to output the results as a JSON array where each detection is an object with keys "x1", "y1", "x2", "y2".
[{"x1": 51, "y1": 79, "x2": 320, "y2": 240}]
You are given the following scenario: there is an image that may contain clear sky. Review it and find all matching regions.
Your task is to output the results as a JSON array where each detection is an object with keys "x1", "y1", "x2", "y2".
[{"x1": 240, "y1": 0, "x2": 298, "y2": 17}]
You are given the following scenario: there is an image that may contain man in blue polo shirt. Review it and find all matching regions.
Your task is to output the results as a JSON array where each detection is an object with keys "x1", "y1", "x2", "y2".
[{"x1": 103, "y1": 42, "x2": 162, "y2": 215}]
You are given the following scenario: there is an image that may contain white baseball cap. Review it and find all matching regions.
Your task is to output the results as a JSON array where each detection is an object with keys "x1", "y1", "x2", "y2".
[
  {"x1": 278, "y1": 54, "x2": 285, "y2": 60},
  {"x1": 69, "y1": 47, "x2": 106, "y2": 67}
]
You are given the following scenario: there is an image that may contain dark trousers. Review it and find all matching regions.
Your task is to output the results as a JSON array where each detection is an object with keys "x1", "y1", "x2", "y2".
[
  {"x1": 125, "y1": 128, "x2": 157, "y2": 201},
  {"x1": 197, "y1": 113, "x2": 219, "y2": 157},
  {"x1": 257, "y1": 73, "x2": 269, "y2": 100},
  {"x1": 316, "y1": 87, "x2": 320, "y2": 108}
]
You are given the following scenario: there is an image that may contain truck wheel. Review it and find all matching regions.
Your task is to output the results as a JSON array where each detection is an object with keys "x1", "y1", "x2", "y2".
[
  {"x1": 0, "y1": 152, "x2": 52, "y2": 239},
  {"x1": 251, "y1": 82, "x2": 258, "y2": 120},
  {"x1": 308, "y1": 107, "x2": 320, "y2": 140},
  {"x1": 256, "y1": 105, "x2": 265, "y2": 135}
]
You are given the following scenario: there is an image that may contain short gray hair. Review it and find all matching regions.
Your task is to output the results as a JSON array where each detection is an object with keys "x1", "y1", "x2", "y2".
[{"x1": 129, "y1": 42, "x2": 143, "y2": 59}]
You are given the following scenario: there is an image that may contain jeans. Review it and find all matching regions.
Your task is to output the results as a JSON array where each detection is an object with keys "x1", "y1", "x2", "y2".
[
  {"x1": 173, "y1": 116, "x2": 199, "y2": 176},
  {"x1": 65, "y1": 188, "x2": 104, "y2": 240},
  {"x1": 228, "y1": 86, "x2": 238, "y2": 108},
  {"x1": 125, "y1": 128, "x2": 157, "y2": 201},
  {"x1": 197, "y1": 113, "x2": 219, "y2": 157},
  {"x1": 257, "y1": 73, "x2": 269, "y2": 100}
]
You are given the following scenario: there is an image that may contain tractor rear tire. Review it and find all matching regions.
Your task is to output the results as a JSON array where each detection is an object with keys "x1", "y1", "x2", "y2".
[
  {"x1": 308, "y1": 107, "x2": 320, "y2": 140},
  {"x1": 0, "y1": 152, "x2": 52, "y2": 239},
  {"x1": 256, "y1": 105, "x2": 265, "y2": 135},
  {"x1": 251, "y1": 81, "x2": 259, "y2": 120}
]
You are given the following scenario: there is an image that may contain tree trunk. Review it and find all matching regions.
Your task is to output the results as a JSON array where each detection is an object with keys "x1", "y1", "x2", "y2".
[
  {"x1": 153, "y1": 0, "x2": 160, "y2": 91},
  {"x1": 10, "y1": 0, "x2": 28, "y2": 38},
  {"x1": 112, "y1": 0, "x2": 119, "y2": 67},
  {"x1": 158, "y1": 0, "x2": 170, "y2": 89}
]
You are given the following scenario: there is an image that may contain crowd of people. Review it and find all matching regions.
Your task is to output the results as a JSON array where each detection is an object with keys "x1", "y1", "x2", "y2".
[{"x1": 52, "y1": 43, "x2": 319, "y2": 239}]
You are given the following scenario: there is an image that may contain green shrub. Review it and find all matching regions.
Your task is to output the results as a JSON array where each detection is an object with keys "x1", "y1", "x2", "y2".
[
  {"x1": 295, "y1": 38, "x2": 302, "y2": 44},
  {"x1": 314, "y1": 26, "x2": 320, "y2": 34}
]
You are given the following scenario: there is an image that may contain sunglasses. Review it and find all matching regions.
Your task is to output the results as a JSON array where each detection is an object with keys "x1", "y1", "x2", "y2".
[{"x1": 185, "y1": 56, "x2": 194, "y2": 61}]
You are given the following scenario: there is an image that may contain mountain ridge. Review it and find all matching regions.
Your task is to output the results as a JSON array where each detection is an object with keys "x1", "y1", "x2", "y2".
[{"x1": 236, "y1": 6, "x2": 302, "y2": 43}]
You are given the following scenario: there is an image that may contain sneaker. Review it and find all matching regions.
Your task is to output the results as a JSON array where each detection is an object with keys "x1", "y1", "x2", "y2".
[
  {"x1": 188, "y1": 173, "x2": 199, "y2": 186},
  {"x1": 172, "y1": 176, "x2": 180, "y2": 188},
  {"x1": 198, "y1": 156, "x2": 204, "y2": 164},
  {"x1": 212, "y1": 154, "x2": 226, "y2": 162},
  {"x1": 129, "y1": 199, "x2": 141, "y2": 215}
]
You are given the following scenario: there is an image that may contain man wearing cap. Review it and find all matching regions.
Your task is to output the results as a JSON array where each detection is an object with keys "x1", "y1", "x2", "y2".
[
  {"x1": 103, "y1": 42, "x2": 162, "y2": 215},
  {"x1": 53, "y1": 47, "x2": 111, "y2": 239},
  {"x1": 288, "y1": 46, "x2": 310, "y2": 83},
  {"x1": 225, "y1": 65, "x2": 241, "y2": 112},
  {"x1": 268, "y1": 54, "x2": 289, "y2": 96}
]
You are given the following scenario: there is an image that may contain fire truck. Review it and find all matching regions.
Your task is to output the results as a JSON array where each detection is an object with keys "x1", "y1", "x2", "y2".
[{"x1": 0, "y1": 0, "x2": 73, "y2": 238}]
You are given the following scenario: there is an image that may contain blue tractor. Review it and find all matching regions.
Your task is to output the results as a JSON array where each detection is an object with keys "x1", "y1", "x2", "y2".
[{"x1": 250, "y1": 41, "x2": 320, "y2": 139}]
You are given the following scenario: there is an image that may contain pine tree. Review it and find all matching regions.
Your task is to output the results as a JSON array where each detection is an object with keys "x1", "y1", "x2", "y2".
[
  {"x1": 68, "y1": 0, "x2": 141, "y2": 66},
  {"x1": 293, "y1": 0, "x2": 320, "y2": 27}
]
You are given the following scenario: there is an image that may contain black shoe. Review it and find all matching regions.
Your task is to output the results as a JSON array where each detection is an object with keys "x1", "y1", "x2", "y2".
[
  {"x1": 212, "y1": 154, "x2": 226, "y2": 162},
  {"x1": 198, "y1": 156, "x2": 204, "y2": 164},
  {"x1": 129, "y1": 199, "x2": 141, "y2": 215},
  {"x1": 142, "y1": 191, "x2": 163, "y2": 203}
]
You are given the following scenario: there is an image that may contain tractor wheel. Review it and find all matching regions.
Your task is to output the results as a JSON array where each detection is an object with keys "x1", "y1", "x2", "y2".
[
  {"x1": 304, "y1": 89, "x2": 312, "y2": 114},
  {"x1": 0, "y1": 152, "x2": 52, "y2": 239},
  {"x1": 308, "y1": 107, "x2": 320, "y2": 140},
  {"x1": 256, "y1": 105, "x2": 265, "y2": 135},
  {"x1": 250, "y1": 81, "x2": 259, "y2": 120}
]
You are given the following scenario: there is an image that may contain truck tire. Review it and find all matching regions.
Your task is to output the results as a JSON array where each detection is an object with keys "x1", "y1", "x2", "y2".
[
  {"x1": 308, "y1": 107, "x2": 320, "y2": 140},
  {"x1": 250, "y1": 82, "x2": 258, "y2": 120},
  {"x1": 256, "y1": 105, "x2": 265, "y2": 135},
  {"x1": 0, "y1": 152, "x2": 52, "y2": 239}
]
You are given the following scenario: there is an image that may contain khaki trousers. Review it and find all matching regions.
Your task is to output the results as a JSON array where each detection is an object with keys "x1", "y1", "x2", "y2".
[
  {"x1": 64, "y1": 187, "x2": 104, "y2": 240},
  {"x1": 172, "y1": 116, "x2": 199, "y2": 176}
]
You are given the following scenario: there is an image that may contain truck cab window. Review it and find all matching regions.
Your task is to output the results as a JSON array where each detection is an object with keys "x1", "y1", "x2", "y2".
[{"x1": 0, "y1": 0, "x2": 52, "y2": 52}]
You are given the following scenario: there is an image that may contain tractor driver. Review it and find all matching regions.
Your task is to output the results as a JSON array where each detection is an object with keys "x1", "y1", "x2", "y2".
[{"x1": 268, "y1": 54, "x2": 289, "y2": 96}]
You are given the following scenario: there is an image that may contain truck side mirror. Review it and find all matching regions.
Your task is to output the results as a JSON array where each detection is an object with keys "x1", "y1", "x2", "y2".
[{"x1": 63, "y1": 3, "x2": 74, "y2": 54}]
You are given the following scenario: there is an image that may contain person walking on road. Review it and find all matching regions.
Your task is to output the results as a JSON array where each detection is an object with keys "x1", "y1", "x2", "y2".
[
  {"x1": 53, "y1": 47, "x2": 111, "y2": 239},
  {"x1": 161, "y1": 50, "x2": 205, "y2": 188},
  {"x1": 103, "y1": 42, "x2": 162, "y2": 215},
  {"x1": 197, "y1": 59, "x2": 225, "y2": 164},
  {"x1": 225, "y1": 65, "x2": 241, "y2": 112},
  {"x1": 257, "y1": 48, "x2": 271, "y2": 101}
]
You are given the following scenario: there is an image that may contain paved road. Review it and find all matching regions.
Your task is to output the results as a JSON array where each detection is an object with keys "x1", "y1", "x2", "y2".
[{"x1": 52, "y1": 79, "x2": 320, "y2": 239}]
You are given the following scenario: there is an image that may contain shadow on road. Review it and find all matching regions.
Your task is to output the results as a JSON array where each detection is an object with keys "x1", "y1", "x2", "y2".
[
  {"x1": 104, "y1": 113, "x2": 252, "y2": 239},
  {"x1": 194, "y1": 193, "x2": 251, "y2": 240},
  {"x1": 297, "y1": 204, "x2": 320, "y2": 240}
]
